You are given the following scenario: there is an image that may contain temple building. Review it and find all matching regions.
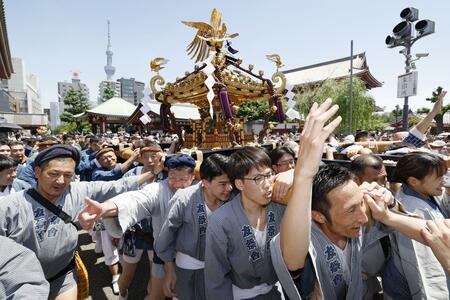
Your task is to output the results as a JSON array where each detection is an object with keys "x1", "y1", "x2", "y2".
[{"x1": 283, "y1": 52, "x2": 382, "y2": 91}]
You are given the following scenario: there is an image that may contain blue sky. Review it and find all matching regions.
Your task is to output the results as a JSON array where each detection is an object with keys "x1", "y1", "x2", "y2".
[{"x1": 4, "y1": 1, "x2": 450, "y2": 112}]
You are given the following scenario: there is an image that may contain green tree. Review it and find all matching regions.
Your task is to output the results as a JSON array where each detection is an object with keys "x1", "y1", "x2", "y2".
[
  {"x1": 102, "y1": 85, "x2": 115, "y2": 102},
  {"x1": 416, "y1": 107, "x2": 430, "y2": 114},
  {"x1": 294, "y1": 78, "x2": 378, "y2": 133},
  {"x1": 236, "y1": 98, "x2": 286, "y2": 122},
  {"x1": 425, "y1": 86, "x2": 450, "y2": 134},
  {"x1": 60, "y1": 88, "x2": 91, "y2": 133},
  {"x1": 236, "y1": 100, "x2": 269, "y2": 121},
  {"x1": 53, "y1": 123, "x2": 77, "y2": 135}
]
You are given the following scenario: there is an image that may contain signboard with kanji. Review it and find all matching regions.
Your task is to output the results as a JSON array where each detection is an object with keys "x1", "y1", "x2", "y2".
[{"x1": 397, "y1": 72, "x2": 418, "y2": 98}]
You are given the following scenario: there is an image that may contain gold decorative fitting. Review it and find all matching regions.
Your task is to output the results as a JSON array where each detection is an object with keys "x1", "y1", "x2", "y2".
[
  {"x1": 150, "y1": 75, "x2": 166, "y2": 95},
  {"x1": 271, "y1": 71, "x2": 287, "y2": 94},
  {"x1": 266, "y1": 54, "x2": 285, "y2": 70},
  {"x1": 150, "y1": 57, "x2": 169, "y2": 73}
]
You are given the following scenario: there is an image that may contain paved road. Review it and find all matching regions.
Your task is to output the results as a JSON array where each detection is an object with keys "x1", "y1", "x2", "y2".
[{"x1": 78, "y1": 231, "x2": 150, "y2": 299}]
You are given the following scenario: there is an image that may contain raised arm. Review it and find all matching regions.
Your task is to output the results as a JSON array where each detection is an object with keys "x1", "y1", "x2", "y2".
[
  {"x1": 415, "y1": 89, "x2": 447, "y2": 135},
  {"x1": 120, "y1": 148, "x2": 140, "y2": 173},
  {"x1": 280, "y1": 99, "x2": 341, "y2": 271}
]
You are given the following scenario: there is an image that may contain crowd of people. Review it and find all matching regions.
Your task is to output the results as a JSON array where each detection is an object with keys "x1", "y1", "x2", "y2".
[{"x1": 1, "y1": 90, "x2": 450, "y2": 300}]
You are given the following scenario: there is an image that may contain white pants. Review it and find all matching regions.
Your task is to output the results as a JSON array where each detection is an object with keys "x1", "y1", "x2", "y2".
[{"x1": 100, "y1": 230, "x2": 119, "y2": 266}]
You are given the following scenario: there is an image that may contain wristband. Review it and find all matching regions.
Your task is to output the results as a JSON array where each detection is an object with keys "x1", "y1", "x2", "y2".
[{"x1": 388, "y1": 196, "x2": 397, "y2": 209}]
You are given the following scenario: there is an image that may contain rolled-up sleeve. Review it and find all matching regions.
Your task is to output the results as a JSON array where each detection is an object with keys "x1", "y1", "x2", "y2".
[
  {"x1": 89, "y1": 176, "x2": 140, "y2": 202},
  {"x1": 402, "y1": 127, "x2": 426, "y2": 148},
  {"x1": 110, "y1": 183, "x2": 160, "y2": 233}
]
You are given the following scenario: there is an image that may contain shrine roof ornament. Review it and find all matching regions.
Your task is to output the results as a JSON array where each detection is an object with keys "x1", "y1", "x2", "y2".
[{"x1": 182, "y1": 8, "x2": 239, "y2": 63}]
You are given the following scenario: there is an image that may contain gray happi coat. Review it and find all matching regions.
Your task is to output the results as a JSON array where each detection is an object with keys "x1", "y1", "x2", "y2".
[
  {"x1": 390, "y1": 188, "x2": 450, "y2": 299},
  {"x1": 104, "y1": 179, "x2": 175, "y2": 239},
  {"x1": 155, "y1": 182, "x2": 215, "y2": 300},
  {"x1": 0, "y1": 236, "x2": 49, "y2": 299},
  {"x1": 204, "y1": 194, "x2": 285, "y2": 300},
  {"x1": 270, "y1": 221, "x2": 391, "y2": 300},
  {"x1": 155, "y1": 182, "x2": 211, "y2": 262},
  {"x1": 0, "y1": 176, "x2": 139, "y2": 280}
]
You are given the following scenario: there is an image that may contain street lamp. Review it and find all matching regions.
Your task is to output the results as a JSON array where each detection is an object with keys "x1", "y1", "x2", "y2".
[{"x1": 385, "y1": 7, "x2": 435, "y2": 130}]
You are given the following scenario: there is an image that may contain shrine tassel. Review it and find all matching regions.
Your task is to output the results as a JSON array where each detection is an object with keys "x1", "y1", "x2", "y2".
[
  {"x1": 275, "y1": 95, "x2": 285, "y2": 122},
  {"x1": 160, "y1": 103, "x2": 170, "y2": 130},
  {"x1": 219, "y1": 87, "x2": 233, "y2": 119}
]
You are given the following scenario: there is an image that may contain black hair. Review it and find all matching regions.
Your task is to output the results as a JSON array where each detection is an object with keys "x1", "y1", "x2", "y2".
[
  {"x1": 228, "y1": 146, "x2": 271, "y2": 183},
  {"x1": 0, "y1": 154, "x2": 17, "y2": 171},
  {"x1": 350, "y1": 154, "x2": 383, "y2": 179},
  {"x1": 62, "y1": 134, "x2": 74, "y2": 141},
  {"x1": 89, "y1": 136, "x2": 100, "y2": 144},
  {"x1": 312, "y1": 164, "x2": 355, "y2": 221},
  {"x1": 22, "y1": 137, "x2": 36, "y2": 145},
  {"x1": 395, "y1": 152, "x2": 446, "y2": 184},
  {"x1": 200, "y1": 154, "x2": 230, "y2": 181},
  {"x1": 40, "y1": 136, "x2": 58, "y2": 143},
  {"x1": 355, "y1": 131, "x2": 369, "y2": 142},
  {"x1": 0, "y1": 140, "x2": 9, "y2": 146},
  {"x1": 270, "y1": 146, "x2": 295, "y2": 165},
  {"x1": 142, "y1": 140, "x2": 161, "y2": 149},
  {"x1": 8, "y1": 140, "x2": 23, "y2": 147}
]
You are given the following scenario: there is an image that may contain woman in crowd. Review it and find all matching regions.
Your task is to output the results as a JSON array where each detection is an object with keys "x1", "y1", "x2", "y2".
[{"x1": 384, "y1": 152, "x2": 449, "y2": 299}]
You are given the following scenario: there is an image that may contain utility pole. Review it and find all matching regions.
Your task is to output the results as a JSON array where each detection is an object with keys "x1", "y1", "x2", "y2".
[
  {"x1": 349, "y1": 40, "x2": 353, "y2": 134},
  {"x1": 402, "y1": 38, "x2": 412, "y2": 131}
]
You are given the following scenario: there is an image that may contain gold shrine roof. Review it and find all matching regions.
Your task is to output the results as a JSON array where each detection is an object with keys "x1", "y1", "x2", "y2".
[{"x1": 153, "y1": 66, "x2": 284, "y2": 109}]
